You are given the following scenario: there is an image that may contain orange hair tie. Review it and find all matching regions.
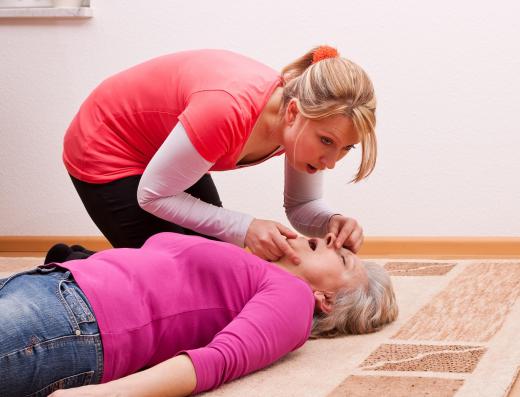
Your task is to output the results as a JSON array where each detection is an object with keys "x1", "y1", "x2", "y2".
[{"x1": 312, "y1": 46, "x2": 339, "y2": 64}]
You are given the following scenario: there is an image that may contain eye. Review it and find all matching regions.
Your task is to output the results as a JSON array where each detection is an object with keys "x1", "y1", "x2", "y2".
[
  {"x1": 344, "y1": 144, "x2": 356, "y2": 151},
  {"x1": 320, "y1": 136, "x2": 333, "y2": 145},
  {"x1": 308, "y1": 239, "x2": 317, "y2": 251}
]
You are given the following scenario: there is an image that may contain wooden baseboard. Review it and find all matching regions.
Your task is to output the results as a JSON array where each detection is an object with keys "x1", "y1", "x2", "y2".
[
  {"x1": 0, "y1": 236, "x2": 113, "y2": 253},
  {"x1": 359, "y1": 237, "x2": 520, "y2": 258},
  {"x1": 1, "y1": 236, "x2": 519, "y2": 258}
]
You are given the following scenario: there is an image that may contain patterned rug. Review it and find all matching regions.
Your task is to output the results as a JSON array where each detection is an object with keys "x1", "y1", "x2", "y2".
[{"x1": 2, "y1": 257, "x2": 519, "y2": 397}]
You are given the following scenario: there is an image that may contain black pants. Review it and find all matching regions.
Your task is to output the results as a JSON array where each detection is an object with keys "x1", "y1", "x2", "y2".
[{"x1": 70, "y1": 173, "x2": 223, "y2": 248}]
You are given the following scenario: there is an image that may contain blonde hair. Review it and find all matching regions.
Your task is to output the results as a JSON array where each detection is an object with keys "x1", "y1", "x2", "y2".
[
  {"x1": 281, "y1": 46, "x2": 377, "y2": 182},
  {"x1": 310, "y1": 262, "x2": 398, "y2": 338}
]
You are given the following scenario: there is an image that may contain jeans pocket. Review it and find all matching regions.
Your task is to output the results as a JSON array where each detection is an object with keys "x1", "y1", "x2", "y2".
[
  {"x1": 27, "y1": 370, "x2": 94, "y2": 397},
  {"x1": 60, "y1": 281, "x2": 96, "y2": 325}
]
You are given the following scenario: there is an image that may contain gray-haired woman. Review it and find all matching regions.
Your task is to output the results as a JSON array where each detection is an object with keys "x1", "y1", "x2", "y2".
[{"x1": 1, "y1": 232, "x2": 397, "y2": 396}]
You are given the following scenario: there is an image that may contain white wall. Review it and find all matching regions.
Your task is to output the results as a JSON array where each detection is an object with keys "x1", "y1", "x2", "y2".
[{"x1": 1, "y1": 0, "x2": 519, "y2": 236}]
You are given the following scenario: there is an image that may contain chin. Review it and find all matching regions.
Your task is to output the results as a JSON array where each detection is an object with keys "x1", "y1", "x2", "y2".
[{"x1": 292, "y1": 161, "x2": 308, "y2": 173}]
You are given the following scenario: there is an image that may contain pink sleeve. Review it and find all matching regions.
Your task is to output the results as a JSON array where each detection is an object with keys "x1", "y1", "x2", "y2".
[
  {"x1": 178, "y1": 90, "x2": 245, "y2": 163},
  {"x1": 183, "y1": 282, "x2": 314, "y2": 394}
]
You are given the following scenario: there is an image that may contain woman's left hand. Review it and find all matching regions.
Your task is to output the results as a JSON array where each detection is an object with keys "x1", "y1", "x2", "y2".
[{"x1": 327, "y1": 215, "x2": 364, "y2": 253}]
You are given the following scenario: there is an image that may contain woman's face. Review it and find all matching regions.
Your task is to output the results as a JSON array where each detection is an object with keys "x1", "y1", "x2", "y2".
[
  {"x1": 281, "y1": 236, "x2": 368, "y2": 294},
  {"x1": 282, "y1": 101, "x2": 360, "y2": 174}
]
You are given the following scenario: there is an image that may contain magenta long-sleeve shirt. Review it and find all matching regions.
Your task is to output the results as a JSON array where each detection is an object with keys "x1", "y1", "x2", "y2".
[{"x1": 58, "y1": 233, "x2": 314, "y2": 394}]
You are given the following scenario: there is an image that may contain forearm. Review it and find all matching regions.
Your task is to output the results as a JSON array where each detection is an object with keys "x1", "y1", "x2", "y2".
[
  {"x1": 137, "y1": 122, "x2": 253, "y2": 246},
  {"x1": 101, "y1": 355, "x2": 196, "y2": 397},
  {"x1": 139, "y1": 192, "x2": 253, "y2": 246},
  {"x1": 285, "y1": 198, "x2": 337, "y2": 237}
]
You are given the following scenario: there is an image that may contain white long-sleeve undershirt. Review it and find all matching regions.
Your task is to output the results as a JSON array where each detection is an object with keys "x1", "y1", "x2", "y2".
[{"x1": 137, "y1": 122, "x2": 338, "y2": 247}]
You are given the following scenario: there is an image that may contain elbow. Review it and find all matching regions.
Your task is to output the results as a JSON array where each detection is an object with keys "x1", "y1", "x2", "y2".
[
  {"x1": 284, "y1": 205, "x2": 299, "y2": 231},
  {"x1": 136, "y1": 192, "x2": 149, "y2": 211},
  {"x1": 136, "y1": 174, "x2": 165, "y2": 210},
  {"x1": 136, "y1": 185, "x2": 156, "y2": 211},
  {"x1": 283, "y1": 199, "x2": 299, "y2": 218},
  {"x1": 283, "y1": 203, "x2": 291, "y2": 217},
  {"x1": 284, "y1": 203, "x2": 293, "y2": 222},
  {"x1": 284, "y1": 201, "x2": 302, "y2": 223}
]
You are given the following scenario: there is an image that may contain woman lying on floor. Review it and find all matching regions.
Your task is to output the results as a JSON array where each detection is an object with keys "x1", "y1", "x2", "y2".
[{"x1": 0, "y1": 232, "x2": 398, "y2": 397}]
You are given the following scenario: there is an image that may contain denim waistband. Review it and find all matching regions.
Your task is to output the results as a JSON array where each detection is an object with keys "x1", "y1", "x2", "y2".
[{"x1": 0, "y1": 265, "x2": 104, "y2": 396}]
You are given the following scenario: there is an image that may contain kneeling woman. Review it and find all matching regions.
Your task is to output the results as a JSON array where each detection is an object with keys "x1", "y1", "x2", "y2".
[{"x1": 0, "y1": 233, "x2": 398, "y2": 396}]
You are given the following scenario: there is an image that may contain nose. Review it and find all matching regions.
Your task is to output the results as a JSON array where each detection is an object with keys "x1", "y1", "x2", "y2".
[
  {"x1": 325, "y1": 233, "x2": 336, "y2": 247},
  {"x1": 319, "y1": 154, "x2": 336, "y2": 170}
]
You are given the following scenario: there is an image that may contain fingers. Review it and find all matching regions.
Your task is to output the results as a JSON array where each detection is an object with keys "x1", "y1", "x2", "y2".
[
  {"x1": 245, "y1": 219, "x2": 300, "y2": 263},
  {"x1": 275, "y1": 234, "x2": 300, "y2": 264},
  {"x1": 255, "y1": 236, "x2": 299, "y2": 264},
  {"x1": 327, "y1": 215, "x2": 341, "y2": 236},
  {"x1": 276, "y1": 223, "x2": 298, "y2": 239},
  {"x1": 275, "y1": 223, "x2": 300, "y2": 264},
  {"x1": 335, "y1": 219, "x2": 358, "y2": 249},
  {"x1": 345, "y1": 227, "x2": 364, "y2": 253},
  {"x1": 329, "y1": 216, "x2": 364, "y2": 253},
  {"x1": 253, "y1": 243, "x2": 280, "y2": 262}
]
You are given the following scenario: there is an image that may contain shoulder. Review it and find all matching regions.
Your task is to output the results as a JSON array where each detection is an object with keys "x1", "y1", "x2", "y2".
[
  {"x1": 141, "y1": 232, "x2": 216, "y2": 254},
  {"x1": 256, "y1": 266, "x2": 315, "y2": 336},
  {"x1": 268, "y1": 269, "x2": 315, "y2": 310},
  {"x1": 142, "y1": 232, "x2": 263, "y2": 268},
  {"x1": 190, "y1": 49, "x2": 277, "y2": 72}
]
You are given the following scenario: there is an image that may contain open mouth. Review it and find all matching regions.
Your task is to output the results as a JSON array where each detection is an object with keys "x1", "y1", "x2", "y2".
[
  {"x1": 308, "y1": 238, "x2": 317, "y2": 251},
  {"x1": 306, "y1": 164, "x2": 317, "y2": 174}
]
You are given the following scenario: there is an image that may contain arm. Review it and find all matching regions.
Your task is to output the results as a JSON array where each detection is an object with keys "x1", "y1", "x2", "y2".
[
  {"x1": 137, "y1": 122, "x2": 254, "y2": 247},
  {"x1": 51, "y1": 285, "x2": 312, "y2": 397},
  {"x1": 284, "y1": 157, "x2": 364, "y2": 252},
  {"x1": 51, "y1": 281, "x2": 313, "y2": 397},
  {"x1": 184, "y1": 281, "x2": 314, "y2": 394},
  {"x1": 50, "y1": 355, "x2": 196, "y2": 397},
  {"x1": 283, "y1": 156, "x2": 337, "y2": 237}
]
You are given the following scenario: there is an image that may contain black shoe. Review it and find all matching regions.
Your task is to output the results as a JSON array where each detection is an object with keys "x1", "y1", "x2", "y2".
[
  {"x1": 70, "y1": 245, "x2": 96, "y2": 256},
  {"x1": 44, "y1": 243, "x2": 72, "y2": 264}
]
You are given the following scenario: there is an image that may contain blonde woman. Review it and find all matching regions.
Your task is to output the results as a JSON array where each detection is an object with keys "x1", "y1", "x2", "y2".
[
  {"x1": 0, "y1": 232, "x2": 397, "y2": 396},
  {"x1": 62, "y1": 46, "x2": 376, "y2": 263}
]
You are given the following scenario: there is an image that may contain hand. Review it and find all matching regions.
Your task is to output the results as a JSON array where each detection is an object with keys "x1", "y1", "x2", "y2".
[
  {"x1": 49, "y1": 384, "x2": 114, "y2": 397},
  {"x1": 245, "y1": 219, "x2": 300, "y2": 264},
  {"x1": 327, "y1": 215, "x2": 364, "y2": 253},
  {"x1": 51, "y1": 354, "x2": 196, "y2": 397}
]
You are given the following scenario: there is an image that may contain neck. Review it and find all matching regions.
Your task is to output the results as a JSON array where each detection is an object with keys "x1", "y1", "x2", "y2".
[
  {"x1": 259, "y1": 87, "x2": 285, "y2": 145},
  {"x1": 273, "y1": 259, "x2": 307, "y2": 284}
]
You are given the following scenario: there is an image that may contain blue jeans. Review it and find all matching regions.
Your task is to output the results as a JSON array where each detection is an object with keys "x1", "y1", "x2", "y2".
[{"x1": 0, "y1": 267, "x2": 103, "y2": 396}]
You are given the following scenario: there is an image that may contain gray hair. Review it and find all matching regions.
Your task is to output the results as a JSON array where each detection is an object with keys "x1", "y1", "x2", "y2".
[{"x1": 310, "y1": 262, "x2": 398, "y2": 338}]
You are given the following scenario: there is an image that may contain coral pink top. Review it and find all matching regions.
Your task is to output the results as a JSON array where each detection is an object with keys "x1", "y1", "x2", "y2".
[
  {"x1": 63, "y1": 50, "x2": 282, "y2": 183},
  {"x1": 58, "y1": 233, "x2": 314, "y2": 393}
]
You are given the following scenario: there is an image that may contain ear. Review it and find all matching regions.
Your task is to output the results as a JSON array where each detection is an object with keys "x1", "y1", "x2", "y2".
[
  {"x1": 284, "y1": 99, "x2": 299, "y2": 126},
  {"x1": 313, "y1": 291, "x2": 333, "y2": 314}
]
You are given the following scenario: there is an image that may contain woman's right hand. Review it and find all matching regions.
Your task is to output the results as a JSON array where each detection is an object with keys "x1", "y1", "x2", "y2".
[
  {"x1": 49, "y1": 384, "x2": 114, "y2": 397},
  {"x1": 245, "y1": 219, "x2": 300, "y2": 264}
]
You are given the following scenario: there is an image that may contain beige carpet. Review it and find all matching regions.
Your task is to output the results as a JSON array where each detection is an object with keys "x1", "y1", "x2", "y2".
[{"x1": 2, "y1": 257, "x2": 519, "y2": 397}]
